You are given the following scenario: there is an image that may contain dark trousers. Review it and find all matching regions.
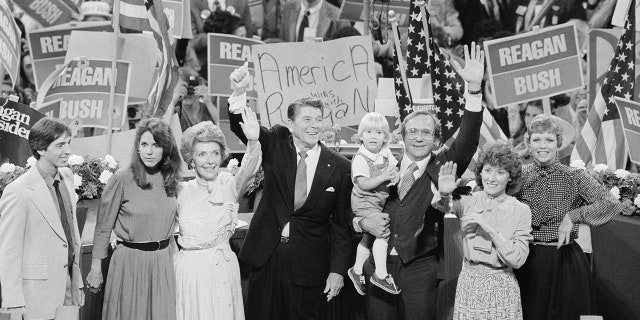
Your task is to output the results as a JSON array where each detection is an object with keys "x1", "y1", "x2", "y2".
[
  {"x1": 245, "y1": 241, "x2": 324, "y2": 320},
  {"x1": 515, "y1": 242, "x2": 595, "y2": 320},
  {"x1": 364, "y1": 252, "x2": 439, "y2": 320}
]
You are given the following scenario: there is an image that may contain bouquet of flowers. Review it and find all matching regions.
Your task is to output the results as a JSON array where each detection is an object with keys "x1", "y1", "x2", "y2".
[
  {"x1": 68, "y1": 154, "x2": 119, "y2": 200},
  {"x1": 570, "y1": 160, "x2": 640, "y2": 216},
  {"x1": 0, "y1": 162, "x2": 28, "y2": 198}
]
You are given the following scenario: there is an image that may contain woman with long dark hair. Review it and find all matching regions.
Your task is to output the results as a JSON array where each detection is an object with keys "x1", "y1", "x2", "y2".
[{"x1": 86, "y1": 118, "x2": 181, "y2": 320}]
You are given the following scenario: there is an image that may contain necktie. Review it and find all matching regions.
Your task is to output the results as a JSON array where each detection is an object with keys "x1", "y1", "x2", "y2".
[
  {"x1": 294, "y1": 151, "x2": 308, "y2": 210},
  {"x1": 398, "y1": 163, "x2": 418, "y2": 200},
  {"x1": 298, "y1": 10, "x2": 310, "y2": 42},
  {"x1": 53, "y1": 179, "x2": 74, "y2": 276}
]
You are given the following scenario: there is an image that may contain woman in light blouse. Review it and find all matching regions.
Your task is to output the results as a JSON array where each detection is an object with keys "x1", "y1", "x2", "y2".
[{"x1": 437, "y1": 141, "x2": 533, "y2": 320}]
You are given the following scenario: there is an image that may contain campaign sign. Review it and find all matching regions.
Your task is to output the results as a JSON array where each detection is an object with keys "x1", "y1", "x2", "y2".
[
  {"x1": 615, "y1": 98, "x2": 640, "y2": 165},
  {"x1": 252, "y1": 36, "x2": 377, "y2": 128},
  {"x1": 28, "y1": 21, "x2": 113, "y2": 89},
  {"x1": 339, "y1": 0, "x2": 410, "y2": 26},
  {"x1": 163, "y1": 0, "x2": 193, "y2": 39},
  {"x1": 36, "y1": 59, "x2": 131, "y2": 130},
  {"x1": 14, "y1": 0, "x2": 79, "y2": 27},
  {"x1": 0, "y1": 0, "x2": 22, "y2": 87},
  {"x1": 484, "y1": 22, "x2": 584, "y2": 108},
  {"x1": 0, "y1": 99, "x2": 46, "y2": 165},
  {"x1": 588, "y1": 29, "x2": 640, "y2": 108},
  {"x1": 208, "y1": 33, "x2": 263, "y2": 99}
]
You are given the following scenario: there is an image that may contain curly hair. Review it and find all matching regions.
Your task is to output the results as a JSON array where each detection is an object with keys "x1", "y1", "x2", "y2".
[
  {"x1": 180, "y1": 121, "x2": 228, "y2": 169},
  {"x1": 527, "y1": 114, "x2": 563, "y2": 148},
  {"x1": 130, "y1": 118, "x2": 181, "y2": 197},
  {"x1": 474, "y1": 141, "x2": 523, "y2": 195},
  {"x1": 203, "y1": 10, "x2": 244, "y2": 34}
]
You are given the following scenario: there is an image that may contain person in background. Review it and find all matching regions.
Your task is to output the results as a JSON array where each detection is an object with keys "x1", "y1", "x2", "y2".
[
  {"x1": 20, "y1": 51, "x2": 37, "y2": 105},
  {"x1": 0, "y1": 118, "x2": 85, "y2": 319},
  {"x1": 513, "y1": 99, "x2": 543, "y2": 163},
  {"x1": 228, "y1": 63, "x2": 353, "y2": 320},
  {"x1": 428, "y1": 0, "x2": 464, "y2": 47},
  {"x1": 191, "y1": 0, "x2": 254, "y2": 36},
  {"x1": 166, "y1": 69, "x2": 218, "y2": 132},
  {"x1": 175, "y1": 113, "x2": 261, "y2": 320},
  {"x1": 436, "y1": 143, "x2": 532, "y2": 320},
  {"x1": 80, "y1": 1, "x2": 112, "y2": 22},
  {"x1": 279, "y1": 0, "x2": 349, "y2": 42},
  {"x1": 86, "y1": 118, "x2": 181, "y2": 320},
  {"x1": 513, "y1": 114, "x2": 623, "y2": 320}
]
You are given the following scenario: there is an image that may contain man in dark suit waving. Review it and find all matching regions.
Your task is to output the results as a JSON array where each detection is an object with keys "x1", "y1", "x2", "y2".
[{"x1": 228, "y1": 64, "x2": 353, "y2": 320}]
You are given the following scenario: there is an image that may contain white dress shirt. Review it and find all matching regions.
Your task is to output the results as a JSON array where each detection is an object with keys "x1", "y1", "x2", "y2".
[
  {"x1": 207, "y1": 0, "x2": 226, "y2": 11},
  {"x1": 295, "y1": 0, "x2": 323, "y2": 40}
]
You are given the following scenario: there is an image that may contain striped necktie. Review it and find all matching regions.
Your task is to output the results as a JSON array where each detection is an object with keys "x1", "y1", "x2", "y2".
[{"x1": 398, "y1": 163, "x2": 418, "y2": 200}]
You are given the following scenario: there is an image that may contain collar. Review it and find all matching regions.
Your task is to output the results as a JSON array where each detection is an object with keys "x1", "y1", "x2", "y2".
[
  {"x1": 195, "y1": 176, "x2": 216, "y2": 193},
  {"x1": 357, "y1": 146, "x2": 393, "y2": 162},
  {"x1": 400, "y1": 152, "x2": 431, "y2": 175},
  {"x1": 477, "y1": 190, "x2": 509, "y2": 204},
  {"x1": 295, "y1": 142, "x2": 320, "y2": 157},
  {"x1": 533, "y1": 159, "x2": 563, "y2": 176},
  {"x1": 301, "y1": 0, "x2": 323, "y2": 15},
  {"x1": 36, "y1": 162, "x2": 61, "y2": 187}
]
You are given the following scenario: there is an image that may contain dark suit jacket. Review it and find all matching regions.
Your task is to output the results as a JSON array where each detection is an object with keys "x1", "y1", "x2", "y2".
[
  {"x1": 279, "y1": 0, "x2": 348, "y2": 42},
  {"x1": 454, "y1": 0, "x2": 510, "y2": 45},
  {"x1": 230, "y1": 112, "x2": 353, "y2": 286},
  {"x1": 386, "y1": 108, "x2": 483, "y2": 264},
  {"x1": 505, "y1": 0, "x2": 586, "y2": 33},
  {"x1": 191, "y1": 0, "x2": 255, "y2": 36}
]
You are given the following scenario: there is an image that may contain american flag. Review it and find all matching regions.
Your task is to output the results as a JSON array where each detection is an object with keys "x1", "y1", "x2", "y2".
[
  {"x1": 119, "y1": 0, "x2": 178, "y2": 116},
  {"x1": 395, "y1": 1, "x2": 507, "y2": 170},
  {"x1": 393, "y1": 27, "x2": 413, "y2": 121},
  {"x1": 571, "y1": 0, "x2": 635, "y2": 168}
]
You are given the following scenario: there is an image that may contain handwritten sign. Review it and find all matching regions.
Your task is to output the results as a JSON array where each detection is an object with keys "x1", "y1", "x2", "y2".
[
  {"x1": 0, "y1": 99, "x2": 45, "y2": 165},
  {"x1": 163, "y1": 0, "x2": 193, "y2": 39},
  {"x1": 484, "y1": 22, "x2": 584, "y2": 107},
  {"x1": 252, "y1": 36, "x2": 377, "y2": 127},
  {"x1": 36, "y1": 59, "x2": 131, "y2": 130},
  {"x1": 27, "y1": 21, "x2": 112, "y2": 89},
  {"x1": 0, "y1": 0, "x2": 22, "y2": 87},
  {"x1": 208, "y1": 33, "x2": 263, "y2": 98},
  {"x1": 14, "y1": 0, "x2": 79, "y2": 27},
  {"x1": 615, "y1": 98, "x2": 640, "y2": 165},
  {"x1": 339, "y1": 0, "x2": 410, "y2": 26},
  {"x1": 588, "y1": 29, "x2": 640, "y2": 108}
]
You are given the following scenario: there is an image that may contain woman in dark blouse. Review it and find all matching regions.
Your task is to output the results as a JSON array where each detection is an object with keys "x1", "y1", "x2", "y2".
[{"x1": 513, "y1": 114, "x2": 622, "y2": 320}]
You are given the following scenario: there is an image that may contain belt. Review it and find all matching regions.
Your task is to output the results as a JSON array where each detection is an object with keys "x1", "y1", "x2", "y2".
[{"x1": 118, "y1": 239, "x2": 170, "y2": 251}]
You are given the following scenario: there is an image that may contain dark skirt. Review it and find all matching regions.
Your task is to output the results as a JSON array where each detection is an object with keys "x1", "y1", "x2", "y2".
[{"x1": 514, "y1": 242, "x2": 595, "y2": 320}]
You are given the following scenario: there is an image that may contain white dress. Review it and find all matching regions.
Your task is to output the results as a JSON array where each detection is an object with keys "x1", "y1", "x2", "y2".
[{"x1": 175, "y1": 142, "x2": 261, "y2": 320}]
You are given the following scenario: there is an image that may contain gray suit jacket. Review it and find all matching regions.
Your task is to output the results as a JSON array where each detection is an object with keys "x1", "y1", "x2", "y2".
[{"x1": 280, "y1": 0, "x2": 348, "y2": 42}]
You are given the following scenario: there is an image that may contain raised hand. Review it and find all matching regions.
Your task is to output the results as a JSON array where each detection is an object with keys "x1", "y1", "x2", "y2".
[
  {"x1": 451, "y1": 41, "x2": 485, "y2": 92},
  {"x1": 438, "y1": 161, "x2": 461, "y2": 194},
  {"x1": 229, "y1": 61, "x2": 250, "y2": 96},
  {"x1": 239, "y1": 107, "x2": 260, "y2": 141}
]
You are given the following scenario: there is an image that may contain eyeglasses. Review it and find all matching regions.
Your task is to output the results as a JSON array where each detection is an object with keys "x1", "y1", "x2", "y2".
[{"x1": 405, "y1": 128, "x2": 435, "y2": 140}]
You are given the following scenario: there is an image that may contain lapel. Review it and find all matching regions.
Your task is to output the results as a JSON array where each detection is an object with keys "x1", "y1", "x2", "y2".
[
  {"x1": 60, "y1": 168, "x2": 81, "y2": 248},
  {"x1": 288, "y1": 1, "x2": 301, "y2": 41},
  {"x1": 316, "y1": 2, "x2": 332, "y2": 38},
  {"x1": 284, "y1": 137, "x2": 297, "y2": 212},
  {"x1": 26, "y1": 166, "x2": 67, "y2": 243},
  {"x1": 299, "y1": 143, "x2": 335, "y2": 211}
]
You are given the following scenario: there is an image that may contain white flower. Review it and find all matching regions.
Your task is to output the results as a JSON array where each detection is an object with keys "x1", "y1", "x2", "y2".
[
  {"x1": 0, "y1": 163, "x2": 16, "y2": 173},
  {"x1": 615, "y1": 169, "x2": 630, "y2": 179},
  {"x1": 227, "y1": 158, "x2": 239, "y2": 169},
  {"x1": 67, "y1": 155, "x2": 84, "y2": 166},
  {"x1": 73, "y1": 174, "x2": 83, "y2": 189},
  {"x1": 610, "y1": 186, "x2": 621, "y2": 200},
  {"x1": 103, "y1": 155, "x2": 118, "y2": 169},
  {"x1": 593, "y1": 163, "x2": 609, "y2": 173},
  {"x1": 99, "y1": 170, "x2": 114, "y2": 184},
  {"x1": 570, "y1": 160, "x2": 586, "y2": 170},
  {"x1": 26, "y1": 156, "x2": 37, "y2": 168},
  {"x1": 634, "y1": 195, "x2": 640, "y2": 208}
]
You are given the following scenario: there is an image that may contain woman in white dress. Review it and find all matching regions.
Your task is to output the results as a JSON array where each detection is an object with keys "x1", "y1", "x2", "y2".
[{"x1": 175, "y1": 109, "x2": 261, "y2": 320}]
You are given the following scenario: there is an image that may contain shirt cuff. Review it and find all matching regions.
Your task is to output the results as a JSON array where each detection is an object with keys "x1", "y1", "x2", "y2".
[
  {"x1": 464, "y1": 91, "x2": 483, "y2": 112},
  {"x1": 492, "y1": 232, "x2": 509, "y2": 249},
  {"x1": 353, "y1": 217, "x2": 364, "y2": 233},
  {"x1": 0, "y1": 307, "x2": 26, "y2": 315},
  {"x1": 228, "y1": 92, "x2": 247, "y2": 114}
]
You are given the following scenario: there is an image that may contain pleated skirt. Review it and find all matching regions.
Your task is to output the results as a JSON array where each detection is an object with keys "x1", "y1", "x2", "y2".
[
  {"x1": 175, "y1": 245, "x2": 245, "y2": 320},
  {"x1": 102, "y1": 244, "x2": 176, "y2": 320},
  {"x1": 453, "y1": 260, "x2": 523, "y2": 320}
]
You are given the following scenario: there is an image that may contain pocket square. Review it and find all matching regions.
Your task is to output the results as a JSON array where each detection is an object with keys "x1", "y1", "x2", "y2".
[{"x1": 325, "y1": 187, "x2": 335, "y2": 192}]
